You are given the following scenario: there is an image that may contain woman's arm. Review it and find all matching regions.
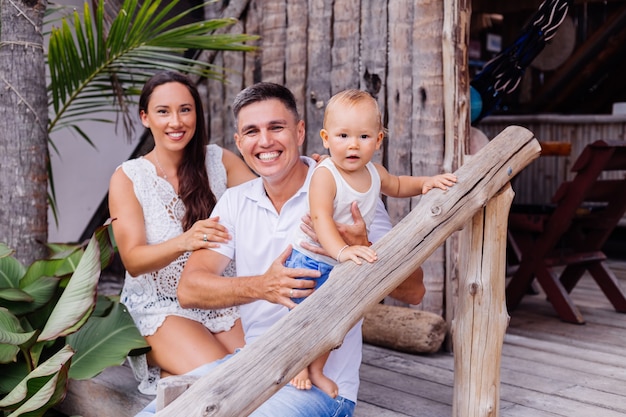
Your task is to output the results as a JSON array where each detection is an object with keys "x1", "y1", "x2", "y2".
[
  {"x1": 108, "y1": 168, "x2": 230, "y2": 277},
  {"x1": 222, "y1": 147, "x2": 257, "y2": 187}
]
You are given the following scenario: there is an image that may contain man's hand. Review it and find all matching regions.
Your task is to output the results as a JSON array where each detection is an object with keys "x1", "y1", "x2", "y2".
[
  {"x1": 262, "y1": 245, "x2": 317, "y2": 309},
  {"x1": 299, "y1": 201, "x2": 369, "y2": 257},
  {"x1": 310, "y1": 153, "x2": 330, "y2": 165}
]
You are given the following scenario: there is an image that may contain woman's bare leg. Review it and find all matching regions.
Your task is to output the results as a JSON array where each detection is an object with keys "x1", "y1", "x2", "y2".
[
  {"x1": 213, "y1": 319, "x2": 245, "y2": 353},
  {"x1": 145, "y1": 315, "x2": 242, "y2": 376}
]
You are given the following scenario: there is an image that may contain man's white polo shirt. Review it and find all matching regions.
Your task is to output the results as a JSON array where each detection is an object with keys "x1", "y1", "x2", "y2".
[{"x1": 209, "y1": 156, "x2": 392, "y2": 403}]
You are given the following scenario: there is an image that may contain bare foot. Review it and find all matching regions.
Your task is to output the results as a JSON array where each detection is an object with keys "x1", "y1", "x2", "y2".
[
  {"x1": 309, "y1": 369, "x2": 338, "y2": 398},
  {"x1": 290, "y1": 368, "x2": 313, "y2": 390}
]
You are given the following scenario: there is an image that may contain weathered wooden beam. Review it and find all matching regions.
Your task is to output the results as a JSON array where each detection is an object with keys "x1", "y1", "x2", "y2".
[
  {"x1": 453, "y1": 185, "x2": 514, "y2": 417},
  {"x1": 154, "y1": 125, "x2": 541, "y2": 417}
]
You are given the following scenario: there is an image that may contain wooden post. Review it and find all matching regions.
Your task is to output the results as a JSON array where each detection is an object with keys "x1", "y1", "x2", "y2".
[
  {"x1": 452, "y1": 185, "x2": 513, "y2": 417},
  {"x1": 154, "y1": 126, "x2": 540, "y2": 417},
  {"x1": 442, "y1": 0, "x2": 471, "y2": 344}
]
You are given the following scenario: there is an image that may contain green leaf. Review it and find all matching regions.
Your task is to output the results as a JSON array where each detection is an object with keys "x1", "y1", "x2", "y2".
[
  {"x1": 91, "y1": 295, "x2": 114, "y2": 318},
  {"x1": 37, "y1": 236, "x2": 100, "y2": 341},
  {"x1": 46, "y1": 0, "x2": 258, "y2": 139},
  {"x1": 0, "y1": 343, "x2": 20, "y2": 365},
  {"x1": 0, "y1": 308, "x2": 37, "y2": 346},
  {"x1": 51, "y1": 248, "x2": 83, "y2": 278},
  {"x1": 20, "y1": 259, "x2": 64, "y2": 288},
  {"x1": 0, "y1": 244, "x2": 14, "y2": 259},
  {"x1": 67, "y1": 302, "x2": 148, "y2": 380},
  {"x1": 4, "y1": 277, "x2": 60, "y2": 317},
  {"x1": 0, "y1": 345, "x2": 73, "y2": 414},
  {"x1": 0, "y1": 256, "x2": 25, "y2": 290},
  {"x1": 93, "y1": 221, "x2": 117, "y2": 271},
  {"x1": 0, "y1": 362, "x2": 29, "y2": 396},
  {"x1": 0, "y1": 289, "x2": 33, "y2": 303}
]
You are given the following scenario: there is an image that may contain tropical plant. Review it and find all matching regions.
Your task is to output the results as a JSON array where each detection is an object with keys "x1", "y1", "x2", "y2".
[
  {"x1": 47, "y1": 0, "x2": 257, "y2": 144},
  {"x1": 46, "y1": 0, "x2": 258, "y2": 214},
  {"x1": 0, "y1": 0, "x2": 258, "y2": 265},
  {"x1": 0, "y1": 223, "x2": 149, "y2": 416},
  {"x1": 0, "y1": 2, "x2": 257, "y2": 414}
]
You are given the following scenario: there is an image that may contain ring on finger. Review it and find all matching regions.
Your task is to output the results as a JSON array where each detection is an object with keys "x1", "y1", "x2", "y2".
[
  {"x1": 289, "y1": 289, "x2": 294, "y2": 297},
  {"x1": 203, "y1": 234, "x2": 208, "y2": 242}
]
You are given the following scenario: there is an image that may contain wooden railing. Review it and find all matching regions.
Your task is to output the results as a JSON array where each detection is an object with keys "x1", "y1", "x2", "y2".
[{"x1": 153, "y1": 126, "x2": 541, "y2": 417}]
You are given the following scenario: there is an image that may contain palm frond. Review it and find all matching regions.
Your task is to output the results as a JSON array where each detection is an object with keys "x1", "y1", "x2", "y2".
[{"x1": 47, "y1": 0, "x2": 258, "y2": 140}]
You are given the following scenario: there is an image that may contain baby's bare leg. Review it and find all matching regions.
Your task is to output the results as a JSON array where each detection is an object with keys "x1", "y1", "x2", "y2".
[
  {"x1": 308, "y1": 351, "x2": 338, "y2": 398},
  {"x1": 290, "y1": 367, "x2": 312, "y2": 390}
]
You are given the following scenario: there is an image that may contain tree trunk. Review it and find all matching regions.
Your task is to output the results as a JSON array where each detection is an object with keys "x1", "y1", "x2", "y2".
[{"x1": 0, "y1": 0, "x2": 49, "y2": 264}]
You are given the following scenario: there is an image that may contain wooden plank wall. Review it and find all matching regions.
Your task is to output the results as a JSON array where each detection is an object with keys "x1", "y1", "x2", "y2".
[
  {"x1": 199, "y1": 0, "x2": 450, "y2": 315},
  {"x1": 477, "y1": 115, "x2": 626, "y2": 206}
]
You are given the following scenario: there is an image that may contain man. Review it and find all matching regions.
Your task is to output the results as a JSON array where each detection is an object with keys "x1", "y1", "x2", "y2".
[{"x1": 177, "y1": 82, "x2": 425, "y2": 416}]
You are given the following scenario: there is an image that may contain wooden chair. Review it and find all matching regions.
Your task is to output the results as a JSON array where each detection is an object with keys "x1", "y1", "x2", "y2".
[{"x1": 506, "y1": 139, "x2": 626, "y2": 324}]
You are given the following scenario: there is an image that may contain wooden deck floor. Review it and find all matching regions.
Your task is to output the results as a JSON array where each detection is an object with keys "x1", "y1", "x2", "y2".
[{"x1": 355, "y1": 259, "x2": 626, "y2": 417}]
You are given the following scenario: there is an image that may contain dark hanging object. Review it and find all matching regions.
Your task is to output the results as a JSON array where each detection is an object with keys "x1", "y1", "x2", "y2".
[{"x1": 470, "y1": 0, "x2": 573, "y2": 124}]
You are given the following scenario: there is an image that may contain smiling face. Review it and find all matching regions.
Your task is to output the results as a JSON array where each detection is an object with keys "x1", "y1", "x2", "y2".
[
  {"x1": 140, "y1": 81, "x2": 197, "y2": 153},
  {"x1": 234, "y1": 98, "x2": 306, "y2": 183},
  {"x1": 320, "y1": 96, "x2": 384, "y2": 174}
]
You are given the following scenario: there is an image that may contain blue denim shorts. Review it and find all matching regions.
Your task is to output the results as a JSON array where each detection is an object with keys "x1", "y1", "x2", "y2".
[
  {"x1": 250, "y1": 384, "x2": 356, "y2": 417},
  {"x1": 285, "y1": 249, "x2": 334, "y2": 304}
]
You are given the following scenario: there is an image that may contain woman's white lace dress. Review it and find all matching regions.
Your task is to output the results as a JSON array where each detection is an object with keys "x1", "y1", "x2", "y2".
[{"x1": 119, "y1": 144, "x2": 239, "y2": 395}]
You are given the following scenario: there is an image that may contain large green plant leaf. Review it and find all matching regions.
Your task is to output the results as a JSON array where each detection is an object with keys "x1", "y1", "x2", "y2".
[
  {"x1": 3, "y1": 277, "x2": 60, "y2": 317},
  {"x1": 0, "y1": 308, "x2": 37, "y2": 345},
  {"x1": 0, "y1": 289, "x2": 33, "y2": 303},
  {"x1": 7, "y1": 277, "x2": 59, "y2": 316},
  {"x1": 0, "y1": 256, "x2": 25, "y2": 290},
  {"x1": 93, "y1": 221, "x2": 117, "y2": 271},
  {"x1": 0, "y1": 253, "x2": 61, "y2": 316},
  {"x1": 37, "y1": 236, "x2": 100, "y2": 341},
  {"x1": 67, "y1": 301, "x2": 148, "y2": 379},
  {"x1": 20, "y1": 258, "x2": 64, "y2": 289},
  {"x1": 0, "y1": 362, "x2": 29, "y2": 396},
  {"x1": 0, "y1": 345, "x2": 73, "y2": 415},
  {"x1": 0, "y1": 308, "x2": 37, "y2": 364},
  {"x1": 0, "y1": 244, "x2": 13, "y2": 259},
  {"x1": 47, "y1": 247, "x2": 82, "y2": 279}
]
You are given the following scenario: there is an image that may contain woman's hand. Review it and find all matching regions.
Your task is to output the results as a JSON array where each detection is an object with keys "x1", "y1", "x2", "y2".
[{"x1": 180, "y1": 216, "x2": 231, "y2": 252}]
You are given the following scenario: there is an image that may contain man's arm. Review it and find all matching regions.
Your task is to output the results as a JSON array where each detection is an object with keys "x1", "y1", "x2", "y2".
[
  {"x1": 300, "y1": 199, "x2": 426, "y2": 305},
  {"x1": 178, "y1": 246, "x2": 317, "y2": 310}
]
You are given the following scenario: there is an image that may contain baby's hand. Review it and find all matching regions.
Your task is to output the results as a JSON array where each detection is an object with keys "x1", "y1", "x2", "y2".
[
  {"x1": 422, "y1": 173, "x2": 457, "y2": 194},
  {"x1": 338, "y1": 245, "x2": 377, "y2": 265}
]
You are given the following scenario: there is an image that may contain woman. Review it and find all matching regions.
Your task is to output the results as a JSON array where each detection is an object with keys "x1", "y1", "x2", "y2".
[{"x1": 108, "y1": 71, "x2": 256, "y2": 394}]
